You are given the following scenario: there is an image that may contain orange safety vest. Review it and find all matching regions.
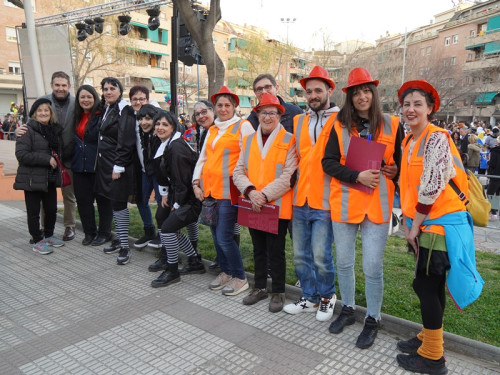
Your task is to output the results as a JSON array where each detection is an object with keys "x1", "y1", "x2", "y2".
[
  {"x1": 329, "y1": 114, "x2": 400, "y2": 224},
  {"x1": 400, "y1": 124, "x2": 468, "y2": 235},
  {"x1": 201, "y1": 120, "x2": 243, "y2": 199},
  {"x1": 242, "y1": 128, "x2": 295, "y2": 219},
  {"x1": 293, "y1": 113, "x2": 336, "y2": 210}
]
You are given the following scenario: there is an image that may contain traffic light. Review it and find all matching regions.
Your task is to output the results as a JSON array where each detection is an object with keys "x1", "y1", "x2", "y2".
[{"x1": 177, "y1": 12, "x2": 205, "y2": 66}]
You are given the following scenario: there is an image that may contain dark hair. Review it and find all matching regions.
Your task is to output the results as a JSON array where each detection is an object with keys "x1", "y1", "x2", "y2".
[
  {"x1": 51, "y1": 71, "x2": 70, "y2": 84},
  {"x1": 214, "y1": 93, "x2": 237, "y2": 107},
  {"x1": 399, "y1": 88, "x2": 436, "y2": 121},
  {"x1": 252, "y1": 74, "x2": 277, "y2": 91},
  {"x1": 74, "y1": 85, "x2": 100, "y2": 125},
  {"x1": 100, "y1": 77, "x2": 124, "y2": 109},
  {"x1": 337, "y1": 83, "x2": 383, "y2": 139},
  {"x1": 129, "y1": 85, "x2": 149, "y2": 100},
  {"x1": 154, "y1": 110, "x2": 183, "y2": 134},
  {"x1": 137, "y1": 104, "x2": 159, "y2": 120}
]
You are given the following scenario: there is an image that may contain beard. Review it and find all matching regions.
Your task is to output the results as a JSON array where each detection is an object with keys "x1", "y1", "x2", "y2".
[{"x1": 308, "y1": 96, "x2": 328, "y2": 111}]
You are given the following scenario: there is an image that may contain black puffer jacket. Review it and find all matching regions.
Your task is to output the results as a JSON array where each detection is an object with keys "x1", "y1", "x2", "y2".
[{"x1": 14, "y1": 119, "x2": 62, "y2": 191}]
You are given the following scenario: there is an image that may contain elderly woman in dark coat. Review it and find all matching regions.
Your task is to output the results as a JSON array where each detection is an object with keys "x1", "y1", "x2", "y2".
[
  {"x1": 14, "y1": 98, "x2": 65, "y2": 254},
  {"x1": 95, "y1": 77, "x2": 138, "y2": 265}
]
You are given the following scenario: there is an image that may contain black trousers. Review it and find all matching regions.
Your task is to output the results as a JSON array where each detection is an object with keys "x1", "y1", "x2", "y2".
[
  {"x1": 249, "y1": 219, "x2": 289, "y2": 293},
  {"x1": 24, "y1": 183, "x2": 57, "y2": 243},
  {"x1": 157, "y1": 200, "x2": 201, "y2": 233},
  {"x1": 73, "y1": 172, "x2": 113, "y2": 236}
]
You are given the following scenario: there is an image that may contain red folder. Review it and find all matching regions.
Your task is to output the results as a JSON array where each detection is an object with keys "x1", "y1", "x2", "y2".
[
  {"x1": 237, "y1": 197, "x2": 279, "y2": 234},
  {"x1": 342, "y1": 136, "x2": 386, "y2": 194}
]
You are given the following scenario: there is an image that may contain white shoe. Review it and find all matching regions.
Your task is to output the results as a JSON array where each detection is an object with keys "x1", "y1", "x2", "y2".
[
  {"x1": 316, "y1": 294, "x2": 336, "y2": 321},
  {"x1": 283, "y1": 297, "x2": 318, "y2": 314}
]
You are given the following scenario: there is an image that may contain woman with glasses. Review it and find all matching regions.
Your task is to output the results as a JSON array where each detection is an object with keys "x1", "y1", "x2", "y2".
[
  {"x1": 233, "y1": 93, "x2": 297, "y2": 312},
  {"x1": 95, "y1": 77, "x2": 138, "y2": 265},
  {"x1": 192, "y1": 86, "x2": 254, "y2": 296},
  {"x1": 322, "y1": 67, "x2": 403, "y2": 349}
]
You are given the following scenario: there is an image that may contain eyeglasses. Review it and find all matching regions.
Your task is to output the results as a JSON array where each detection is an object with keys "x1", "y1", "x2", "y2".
[
  {"x1": 254, "y1": 84, "x2": 274, "y2": 93},
  {"x1": 258, "y1": 111, "x2": 279, "y2": 119},
  {"x1": 131, "y1": 97, "x2": 147, "y2": 103},
  {"x1": 194, "y1": 109, "x2": 210, "y2": 118}
]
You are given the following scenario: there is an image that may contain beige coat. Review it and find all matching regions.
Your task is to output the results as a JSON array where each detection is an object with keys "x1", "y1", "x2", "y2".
[{"x1": 467, "y1": 142, "x2": 481, "y2": 168}]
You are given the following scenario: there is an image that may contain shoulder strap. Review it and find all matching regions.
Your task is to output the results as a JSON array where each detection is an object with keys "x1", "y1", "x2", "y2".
[{"x1": 449, "y1": 176, "x2": 469, "y2": 206}]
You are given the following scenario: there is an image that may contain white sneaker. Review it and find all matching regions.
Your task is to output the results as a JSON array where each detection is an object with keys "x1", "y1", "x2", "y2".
[
  {"x1": 283, "y1": 297, "x2": 318, "y2": 314},
  {"x1": 316, "y1": 294, "x2": 336, "y2": 322}
]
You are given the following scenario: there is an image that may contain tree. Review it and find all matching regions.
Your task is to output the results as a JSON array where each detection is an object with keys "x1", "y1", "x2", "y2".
[{"x1": 173, "y1": 0, "x2": 224, "y2": 97}]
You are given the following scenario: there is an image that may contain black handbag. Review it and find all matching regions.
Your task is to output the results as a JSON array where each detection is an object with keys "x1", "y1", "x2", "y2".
[{"x1": 199, "y1": 197, "x2": 218, "y2": 226}]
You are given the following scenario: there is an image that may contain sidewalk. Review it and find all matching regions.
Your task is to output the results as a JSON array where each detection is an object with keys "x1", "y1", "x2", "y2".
[{"x1": 0, "y1": 200, "x2": 498, "y2": 375}]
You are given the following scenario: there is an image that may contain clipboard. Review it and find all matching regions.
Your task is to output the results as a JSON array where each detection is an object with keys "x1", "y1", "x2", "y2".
[
  {"x1": 342, "y1": 136, "x2": 386, "y2": 193},
  {"x1": 237, "y1": 197, "x2": 279, "y2": 234}
]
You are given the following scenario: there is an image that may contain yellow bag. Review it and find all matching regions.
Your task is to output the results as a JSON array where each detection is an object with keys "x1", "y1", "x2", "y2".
[{"x1": 450, "y1": 170, "x2": 491, "y2": 227}]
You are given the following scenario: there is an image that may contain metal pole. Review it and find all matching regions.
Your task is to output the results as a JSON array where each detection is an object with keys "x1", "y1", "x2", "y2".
[
  {"x1": 170, "y1": 3, "x2": 178, "y2": 115},
  {"x1": 24, "y1": 0, "x2": 45, "y2": 96}
]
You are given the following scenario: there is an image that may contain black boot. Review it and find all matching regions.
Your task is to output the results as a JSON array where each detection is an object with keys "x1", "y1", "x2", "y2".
[
  {"x1": 148, "y1": 247, "x2": 168, "y2": 272},
  {"x1": 134, "y1": 226, "x2": 156, "y2": 249},
  {"x1": 329, "y1": 305, "x2": 355, "y2": 334},
  {"x1": 179, "y1": 255, "x2": 206, "y2": 274},
  {"x1": 151, "y1": 263, "x2": 180, "y2": 288},
  {"x1": 355, "y1": 316, "x2": 379, "y2": 349},
  {"x1": 190, "y1": 241, "x2": 202, "y2": 261}
]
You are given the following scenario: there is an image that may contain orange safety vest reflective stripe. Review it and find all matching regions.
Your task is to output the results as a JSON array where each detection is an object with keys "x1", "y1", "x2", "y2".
[
  {"x1": 400, "y1": 124, "x2": 467, "y2": 235},
  {"x1": 242, "y1": 128, "x2": 295, "y2": 219},
  {"x1": 329, "y1": 114, "x2": 400, "y2": 224},
  {"x1": 201, "y1": 120, "x2": 243, "y2": 199},
  {"x1": 293, "y1": 113, "x2": 336, "y2": 210}
]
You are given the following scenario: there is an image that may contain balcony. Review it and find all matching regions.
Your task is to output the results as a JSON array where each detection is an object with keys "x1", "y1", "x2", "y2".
[
  {"x1": 465, "y1": 32, "x2": 500, "y2": 49},
  {"x1": 0, "y1": 71, "x2": 23, "y2": 90},
  {"x1": 463, "y1": 54, "x2": 500, "y2": 71}
]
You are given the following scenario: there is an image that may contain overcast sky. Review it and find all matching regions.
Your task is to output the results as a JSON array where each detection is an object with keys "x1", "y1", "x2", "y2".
[{"x1": 211, "y1": 0, "x2": 477, "y2": 50}]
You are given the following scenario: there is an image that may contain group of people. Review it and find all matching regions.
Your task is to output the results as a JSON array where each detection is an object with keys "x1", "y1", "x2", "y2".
[{"x1": 13, "y1": 66, "x2": 484, "y2": 375}]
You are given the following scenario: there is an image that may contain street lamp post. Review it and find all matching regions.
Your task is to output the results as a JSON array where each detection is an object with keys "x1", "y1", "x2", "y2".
[{"x1": 280, "y1": 17, "x2": 296, "y2": 102}]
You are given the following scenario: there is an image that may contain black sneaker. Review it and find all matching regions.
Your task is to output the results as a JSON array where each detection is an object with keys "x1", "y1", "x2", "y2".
[
  {"x1": 355, "y1": 316, "x2": 379, "y2": 349},
  {"x1": 329, "y1": 305, "x2": 355, "y2": 334},
  {"x1": 397, "y1": 336, "x2": 423, "y2": 354},
  {"x1": 117, "y1": 248, "x2": 130, "y2": 265},
  {"x1": 103, "y1": 239, "x2": 121, "y2": 254},
  {"x1": 147, "y1": 235, "x2": 161, "y2": 249},
  {"x1": 134, "y1": 227, "x2": 156, "y2": 248},
  {"x1": 397, "y1": 353, "x2": 448, "y2": 375},
  {"x1": 82, "y1": 234, "x2": 95, "y2": 246}
]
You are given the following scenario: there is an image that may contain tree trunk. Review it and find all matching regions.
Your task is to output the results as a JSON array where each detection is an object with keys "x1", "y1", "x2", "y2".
[{"x1": 173, "y1": 0, "x2": 225, "y2": 97}]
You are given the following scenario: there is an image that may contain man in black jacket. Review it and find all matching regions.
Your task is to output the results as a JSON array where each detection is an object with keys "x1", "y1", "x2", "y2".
[{"x1": 247, "y1": 74, "x2": 303, "y2": 133}]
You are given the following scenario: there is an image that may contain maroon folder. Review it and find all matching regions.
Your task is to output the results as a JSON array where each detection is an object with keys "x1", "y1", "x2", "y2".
[{"x1": 237, "y1": 197, "x2": 279, "y2": 234}]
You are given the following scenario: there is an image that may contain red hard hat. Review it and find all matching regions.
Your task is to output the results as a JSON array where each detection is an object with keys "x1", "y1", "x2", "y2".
[
  {"x1": 253, "y1": 93, "x2": 285, "y2": 114},
  {"x1": 300, "y1": 66, "x2": 335, "y2": 90},
  {"x1": 342, "y1": 67, "x2": 379, "y2": 93},
  {"x1": 398, "y1": 79, "x2": 441, "y2": 112},
  {"x1": 211, "y1": 85, "x2": 239, "y2": 107}
]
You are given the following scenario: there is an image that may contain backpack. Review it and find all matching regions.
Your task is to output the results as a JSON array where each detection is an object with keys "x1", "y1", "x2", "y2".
[{"x1": 449, "y1": 170, "x2": 491, "y2": 227}]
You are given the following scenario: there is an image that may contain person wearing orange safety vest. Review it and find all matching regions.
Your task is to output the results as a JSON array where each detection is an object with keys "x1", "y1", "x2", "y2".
[
  {"x1": 233, "y1": 93, "x2": 298, "y2": 313},
  {"x1": 396, "y1": 80, "x2": 483, "y2": 375},
  {"x1": 192, "y1": 86, "x2": 254, "y2": 297},
  {"x1": 322, "y1": 67, "x2": 403, "y2": 350},
  {"x1": 282, "y1": 66, "x2": 339, "y2": 323}
]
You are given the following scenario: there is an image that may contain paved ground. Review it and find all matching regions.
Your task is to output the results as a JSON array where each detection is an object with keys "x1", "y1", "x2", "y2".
[{"x1": 0, "y1": 200, "x2": 499, "y2": 375}]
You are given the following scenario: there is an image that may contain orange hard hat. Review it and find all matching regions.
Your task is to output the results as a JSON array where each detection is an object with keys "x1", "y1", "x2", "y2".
[
  {"x1": 253, "y1": 93, "x2": 285, "y2": 114},
  {"x1": 211, "y1": 85, "x2": 239, "y2": 107},
  {"x1": 300, "y1": 66, "x2": 335, "y2": 90},
  {"x1": 398, "y1": 79, "x2": 441, "y2": 112},
  {"x1": 342, "y1": 67, "x2": 379, "y2": 93}
]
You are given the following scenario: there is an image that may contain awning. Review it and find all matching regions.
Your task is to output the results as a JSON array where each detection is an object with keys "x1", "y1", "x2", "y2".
[
  {"x1": 150, "y1": 77, "x2": 170, "y2": 94},
  {"x1": 484, "y1": 41, "x2": 500, "y2": 55},
  {"x1": 465, "y1": 43, "x2": 485, "y2": 50},
  {"x1": 128, "y1": 47, "x2": 169, "y2": 57},
  {"x1": 474, "y1": 92, "x2": 498, "y2": 105},
  {"x1": 130, "y1": 21, "x2": 147, "y2": 28},
  {"x1": 238, "y1": 95, "x2": 252, "y2": 108}
]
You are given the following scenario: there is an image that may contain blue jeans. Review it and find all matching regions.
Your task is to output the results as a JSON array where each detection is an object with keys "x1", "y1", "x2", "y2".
[
  {"x1": 136, "y1": 171, "x2": 160, "y2": 228},
  {"x1": 210, "y1": 199, "x2": 245, "y2": 279},
  {"x1": 292, "y1": 204, "x2": 336, "y2": 303},
  {"x1": 332, "y1": 218, "x2": 389, "y2": 320}
]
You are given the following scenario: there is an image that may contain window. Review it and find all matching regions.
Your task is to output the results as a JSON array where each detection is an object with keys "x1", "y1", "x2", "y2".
[
  {"x1": 106, "y1": 52, "x2": 113, "y2": 63},
  {"x1": 160, "y1": 61, "x2": 166, "y2": 69},
  {"x1": 105, "y1": 24, "x2": 112, "y2": 35},
  {"x1": 440, "y1": 79, "x2": 446, "y2": 88},
  {"x1": 179, "y1": 65, "x2": 184, "y2": 73},
  {"x1": 445, "y1": 37, "x2": 450, "y2": 46},
  {"x1": 443, "y1": 59, "x2": 449, "y2": 67},
  {"x1": 451, "y1": 56, "x2": 456, "y2": 66},
  {"x1": 427, "y1": 46, "x2": 431, "y2": 55},
  {"x1": 421, "y1": 48, "x2": 425, "y2": 56},
  {"x1": 452, "y1": 35, "x2": 458, "y2": 44},
  {"x1": 8, "y1": 61, "x2": 21, "y2": 75},
  {"x1": 419, "y1": 68, "x2": 424, "y2": 76},
  {"x1": 467, "y1": 52, "x2": 473, "y2": 61},
  {"x1": 449, "y1": 78, "x2": 454, "y2": 87},
  {"x1": 185, "y1": 66, "x2": 191, "y2": 74},
  {"x1": 84, "y1": 51, "x2": 92, "y2": 62},
  {"x1": 470, "y1": 30, "x2": 476, "y2": 37},
  {"x1": 6, "y1": 27, "x2": 16, "y2": 42}
]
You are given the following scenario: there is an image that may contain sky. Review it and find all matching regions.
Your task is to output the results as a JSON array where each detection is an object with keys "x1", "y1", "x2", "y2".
[{"x1": 212, "y1": 0, "x2": 477, "y2": 50}]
